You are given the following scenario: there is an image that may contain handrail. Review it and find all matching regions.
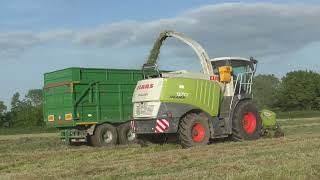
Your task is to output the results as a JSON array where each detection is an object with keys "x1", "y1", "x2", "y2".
[{"x1": 230, "y1": 72, "x2": 254, "y2": 109}]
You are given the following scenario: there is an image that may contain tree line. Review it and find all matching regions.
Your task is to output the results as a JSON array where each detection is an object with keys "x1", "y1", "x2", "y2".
[
  {"x1": 0, "y1": 70, "x2": 319, "y2": 128},
  {"x1": 252, "y1": 70, "x2": 320, "y2": 111},
  {"x1": 0, "y1": 89, "x2": 43, "y2": 128}
]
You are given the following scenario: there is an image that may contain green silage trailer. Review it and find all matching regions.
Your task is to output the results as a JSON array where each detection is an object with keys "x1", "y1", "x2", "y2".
[{"x1": 43, "y1": 67, "x2": 145, "y2": 146}]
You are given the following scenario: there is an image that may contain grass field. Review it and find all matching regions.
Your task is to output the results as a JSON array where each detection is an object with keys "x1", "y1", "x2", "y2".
[
  {"x1": 0, "y1": 117, "x2": 320, "y2": 180},
  {"x1": 0, "y1": 127, "x2": 57, "y2": 135}
]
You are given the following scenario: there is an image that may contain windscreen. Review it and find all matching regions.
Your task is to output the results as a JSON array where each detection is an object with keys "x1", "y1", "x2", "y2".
[{"x1": 211, "y1": 60, "x2": 252, "y2": 76}]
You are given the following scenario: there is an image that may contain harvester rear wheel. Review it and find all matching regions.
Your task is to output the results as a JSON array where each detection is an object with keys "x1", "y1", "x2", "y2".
[
  {"x1": 90, "y1": 123, "x2": 118, "y2": 147},
  {"x1": 231, "y1": 100, "x2": 262, "y2": 141},
  {"x1": 118, "y1": 122, "x2": 137, "y2": 145},
  {"x1": 178, "y1": 112, "x2": 210, "y2": 148}
]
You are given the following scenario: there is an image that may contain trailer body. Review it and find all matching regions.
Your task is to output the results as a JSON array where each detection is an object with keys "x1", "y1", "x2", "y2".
[{"x1": 43, "y1": 67, "x2": 144, "y2": 144}]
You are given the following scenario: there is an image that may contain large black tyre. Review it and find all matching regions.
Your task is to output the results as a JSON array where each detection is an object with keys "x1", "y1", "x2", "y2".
[
  {"x1": 231, "y1": 100, "x2": 262, "y2": 141},
  {"x1": 178, "y1": 112, "x2": 210, "y2": 148},
  {"x1": 117, "y1": 122, "x2": 137, "y2": 145},
  {"x1": 90, "y1": 123, "x2": 118, "y2": 147}
]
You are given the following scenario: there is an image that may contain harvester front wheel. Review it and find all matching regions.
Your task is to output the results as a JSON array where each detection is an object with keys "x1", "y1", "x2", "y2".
[
  {"x1": 178, "y1": 112, "x2": 210, "y2": 148},
  {"x1": 90, "y1": 123, "x2": 118, "y2": 147},
  {"x1": 118, "y1": 122, "x2": 137, "y2": 145},
  {"x1": 231, "y1": 100, "x2": 262, "y2": 141}
]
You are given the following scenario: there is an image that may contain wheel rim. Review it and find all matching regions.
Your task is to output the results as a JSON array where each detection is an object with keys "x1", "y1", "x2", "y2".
[
  {"x1": 192, "y1": 123, "x2": 206, "y2": 142},
  {"x1": 102, "y1": 130, "x2": 113, "y2": 143},
  {"x1": 242, "y1": 112, "x2": 257, "y2": 134},
  {"x1": 127, "y1": 130, "x2": 136, "y2": 141}
]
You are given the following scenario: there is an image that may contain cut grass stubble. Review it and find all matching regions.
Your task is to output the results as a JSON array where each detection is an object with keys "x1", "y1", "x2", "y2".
[{"x1": 0, "y1": 117, "x2": 320, "y2": 180}]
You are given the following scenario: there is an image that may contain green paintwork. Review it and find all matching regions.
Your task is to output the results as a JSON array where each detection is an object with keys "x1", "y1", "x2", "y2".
[
  {"x1": 260, "y1": 109, "x2": 277, "y2": 128},
  {"x1": 43, "y1": 67, "x2": 144, "y2": 128},
  {"x1": 159, "y1": 78, "x2": 221, "y2": 116}
]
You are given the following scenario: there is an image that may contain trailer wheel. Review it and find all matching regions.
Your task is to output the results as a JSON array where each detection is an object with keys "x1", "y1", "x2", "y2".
[
  {"x1": 178, "y1": 112, "x2": 210, "y2": 148},
  {"x1": 90, "y1": 123, "x2": 118, "y2": 147},
  {"x1": 231, "y1": 100, "x2": 262, "y2": 141},
  {"x1": 118, "y1": 122, "x2": 137, "y2": 145}
]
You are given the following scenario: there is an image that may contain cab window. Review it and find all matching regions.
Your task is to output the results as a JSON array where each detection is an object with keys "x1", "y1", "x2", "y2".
[{"x1": 211, "y1": 60, "x2": 252, "y2": 79}]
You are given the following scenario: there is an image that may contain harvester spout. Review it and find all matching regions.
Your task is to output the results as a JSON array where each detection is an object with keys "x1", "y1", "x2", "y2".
[{"x1": 145, "y1": 31, "x2": 213, "y2": 75}]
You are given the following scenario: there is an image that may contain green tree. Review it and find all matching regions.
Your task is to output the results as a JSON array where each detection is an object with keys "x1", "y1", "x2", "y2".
[
  {"x1": 10, "y1": 90, "x2": 44, "y2": 127},
  {"x1": 11, "y1": 92, "x2": 20, "y2": 110},
  {"x1": 0, "y1": 100, "x2": 7, "y2": 127},
  {"x1": 10, "y1": 92, "x2": 21, "y2": 127},
  {"x1": 25, "y1": 89, "x2": 42, "y2": 107},
  {"x1": 276, "y1": 70, "x2": 320, "y2": 111},
  {"x1": 25, "y1": 89, "x2": 43, "y2": 126},
  {"x1": 252, "y1": 74, "x2": 280, "y2": 109}
]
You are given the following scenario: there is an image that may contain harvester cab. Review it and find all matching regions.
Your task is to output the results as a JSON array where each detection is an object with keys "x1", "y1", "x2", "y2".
[
  {"x1": 132, "y1": 30, "x2": 281, "y2": 148},
  {"x1": 210, "y1": 57, "x2": 257, "y2": 98}
]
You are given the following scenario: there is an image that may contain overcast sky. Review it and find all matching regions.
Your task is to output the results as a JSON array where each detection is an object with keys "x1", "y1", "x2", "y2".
[{"x1": 0, "y1": 0, "x2": 320, "y2": 106}]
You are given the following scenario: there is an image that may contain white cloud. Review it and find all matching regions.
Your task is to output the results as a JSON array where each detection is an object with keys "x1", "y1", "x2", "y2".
[
  {"x1": 75, "y1": 21, "x2": 140, "y2": 47},
  {"x1": 38, "y1": 30, "x2": 74, "y2": 41},
  {"x1": 1, "y1": 3, "x2": 320, "y2": 59},
  {"x1": 0, "y1": 30, "x2": 74, "y2": 57}
]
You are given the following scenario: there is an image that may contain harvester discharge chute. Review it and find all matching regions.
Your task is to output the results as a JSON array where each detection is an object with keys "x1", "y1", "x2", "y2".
[
  {"x1": 133, "y1": 30, "x2": 283, "y2": 148},
  {"x1": 143, "y1": 31, "x2": 213, "y2": 78}
]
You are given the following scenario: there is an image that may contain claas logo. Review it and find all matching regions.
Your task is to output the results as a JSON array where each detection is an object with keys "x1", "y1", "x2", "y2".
[{"x1": 137, "y1": 84, "x2": 154, "y2": 90}]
